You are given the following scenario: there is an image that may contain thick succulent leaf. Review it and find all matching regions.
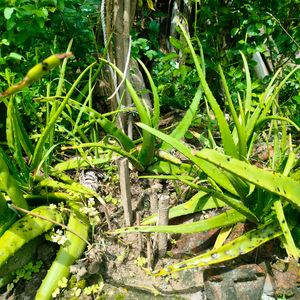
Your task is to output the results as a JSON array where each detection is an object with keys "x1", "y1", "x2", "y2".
[
  {"x1": 161, "y1": 86, "x2": 203, "y2": 151},
  {"x1": 138, "y1": 59, "x2": 160, "y2": 128},
  {"x1": 113, "y1": 209, "x2": 246, "y2": 234},
  {"x1": 137, "y1": 123, "x2": 258, "y2": 222},
  {"x1": 51, "y1": 155, "x2": 113, "y2": 176},
  {"x1": 137, "y1": 123, "x2": 238, "y2": 195},
  {"x1": 197, "y1": 149, "x2": 300, "y2": 209},
  {"x1": 141, "y1": 191, "x2": 226, "y2": 225},
  {"x1": 147, "y1": 160, "x2": 195, "y2": 175},
  {"x1": 177, "y1": 21, "x2": 238, "y2": 158},
  {"x1": 151, "y1": 221, "x2": 282, "y2": 276}
]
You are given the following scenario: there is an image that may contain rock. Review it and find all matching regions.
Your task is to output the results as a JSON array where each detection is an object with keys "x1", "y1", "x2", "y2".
[
  {"x1": 204, "y1": 264, "x2": 266, "y2": 300},
  {"x1": 271, "y1": 259, "x2": 299, "y2": 299}
]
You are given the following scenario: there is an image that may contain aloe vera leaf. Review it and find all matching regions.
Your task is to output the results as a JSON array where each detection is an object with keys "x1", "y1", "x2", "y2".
[
  {"x1": 13, "y1": 100, "x2": 34, "y2": 157},
  {"x1": 257, "y1": 66, "x2": 299, "y2": 124},
  {"x1": 51, "y1": 155, "x2": 113, "y2": 176},
  {"x1": 218, "y1": 65, "x2": 247, "y2": 159},
  {"x1": 142, "y1": 174, "x2": 257, "y2": 221},
  {"x1": 0, "y1": 206, "x2": 64, "y2": 268},
  {"x1": 0, "y1": 192, "x2": 17, "y2": 236},
  {"x1": 35, "y1": 207, "x2": 89, "y2": 300},
  {"x1": 53, "y1": 98, "x2": 136, "y2": 152},
  {"x1": 137, "y1": 123, "x2": 258, "y2": 221},
  {"x1": 147, "y1": 160, "x2": 194, "y2": 175},
  {"x1": 113, "y1": 209, "x2": 246, "y2": 235},
  {"x1": 137, "y1": 123, "x2": 238, "y2": 195},
  {"x1": 246, "y1": 67, "x2": 299, "y2": 141},
  {"x1": 63, "y1": 142, "x2": 144, "y2": 172},
  {"x1": 169, "y1": 175, "x2": 258, "y2": 222},
  {"x1": 240, "y1": 52, "x2": 252, "y2": 117},
  {"x1": 99, "y1": 58, "x2": 155, "y2": 166},
  {"x1": 156, "y1": 150, "x2": 184, "y2": 165},
  {"x1": 0, "y1": 151, "x2": 28, "y2": 210},
  {"x1": 0, "y1": 53, "x2": 73, "y2": 98},
  {"x1": 31, "y1": 61, "x2": 96, "y2": 171},
  {"x1": 255, "y1": 116, "x2": 300, "y2": 132},
  {"x1": 213, "y1": 226, "x2": 232, "y2": 250},
  {"x1": 161, "y1": 86, "x2": 203, "y2": 151},
  {"x1": 8, "y1": 99, "x2": 29, "y2": 176},
  {"x1": 6, "y1": 99, "x2": 14, "y2": 153},
  {"x1": 71, "y1": 84, "x2": 95, "y2": 137},
  {"x1": 177, "y1": 21, "x2": 238, "y2": 158},
  {"x1": 197, "y1": 149, "x2": 300, "y2": 209},
  {"x1": 151, "y1": 221, "x2": 282, "y2": 276},
  {"x1": 244, "y1": 66, "x2": 280, "y2": 142},
  {"x1": 273, "y1": 151, "x2": 298, "y2": 259},
  {"x1": 97, "y1": 117, "x2": 136, "y2": 152},
  {"x1": 141, "y1": 191, "x2": 225, "y2": 225},
  {"x1": 37, "y1": 178, "x2": 106, "y2": 206},
  {"x1": 138, "y1": 59, "x2": 160, "y2": 128}
]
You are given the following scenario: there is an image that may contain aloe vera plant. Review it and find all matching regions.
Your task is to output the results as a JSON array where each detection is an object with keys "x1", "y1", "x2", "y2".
[
  {"x1": 111, "y1": 20, "x2": 300, "y2": 275},
  {"x1": 0, "y1": 52, "x2": 101, "y2": 297}
]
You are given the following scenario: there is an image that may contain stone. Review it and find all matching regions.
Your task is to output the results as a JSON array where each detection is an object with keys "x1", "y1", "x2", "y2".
[{"x1": 204, "y1": 264, "x2": 266, "y2": 300}]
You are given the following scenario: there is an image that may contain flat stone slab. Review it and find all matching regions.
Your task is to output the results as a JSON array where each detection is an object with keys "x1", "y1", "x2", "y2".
[{"x1": 204, "y1": 264, "x2": 266, "y2": 300}]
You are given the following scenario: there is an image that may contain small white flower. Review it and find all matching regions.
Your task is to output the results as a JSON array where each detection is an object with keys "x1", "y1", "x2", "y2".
[
  {"x1": 49, "y1": 204, "x2": 57, "y2": 210},
  {"x1": 51, "y1": 229, "x2": 68, "y2": 246},
  {"x1": 52, "y1": 287, "x2": 60, "y2": 298},
  {"x1": 87, "y1": 198, "x2": 95, "y2": 206}
]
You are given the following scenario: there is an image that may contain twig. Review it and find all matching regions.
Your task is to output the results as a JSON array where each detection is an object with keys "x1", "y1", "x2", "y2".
[{"x1": 267, "y1": 12, "x2": 300, "y2": 49}]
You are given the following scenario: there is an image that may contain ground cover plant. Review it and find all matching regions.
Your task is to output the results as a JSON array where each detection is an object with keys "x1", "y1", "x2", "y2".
[{"x1": 0, "y1": 1, "x2": 299, "y2": 299}]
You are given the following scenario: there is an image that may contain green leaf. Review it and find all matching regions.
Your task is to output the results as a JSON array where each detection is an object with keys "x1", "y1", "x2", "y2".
[
  {"x1": 31, "y1": 62, "x2": 96, "y2": 171},
  {"x1": 197, "y1": 149, "x2": 300, "y2": 209},
  {"x1": 231, "y1": 27, "x2": 239, "y2": 37},
  {"x1": 7, "y1": 53, "x2": 24, "y2": 61},
  {"x1": 137, "y1": 123, "x2": 238, "y2": 195},
  {"x1": 138, "y1": 59, "x2": 160, "y2": 128},
  {"x1": 151, "y1": 221, "x2": 282, "y2": 276},
  {"x1": 113, "y1": 209, "x2": 246, "y2": 234},
  {"x1": 161, "y1": 86, "x2": 203, "y2": 151},
  {"x1": 177, "y1": 21, "x2": 238, "y2": 158},
  {"x1": 293, "y1": 95, "x2": 300, "y2": 103},
  {"x1": 99, "y1": 58, "x2": 155, "y2": 166},
  {"x1": 4, "y1": 8, "x2": 14, "y2": 20},
  {"x1": 169, "y1": 36, "x2": 183, "y2": 50},
  {"x1": 142, "y1": 191, "x2": 226, "y2": 225}
]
